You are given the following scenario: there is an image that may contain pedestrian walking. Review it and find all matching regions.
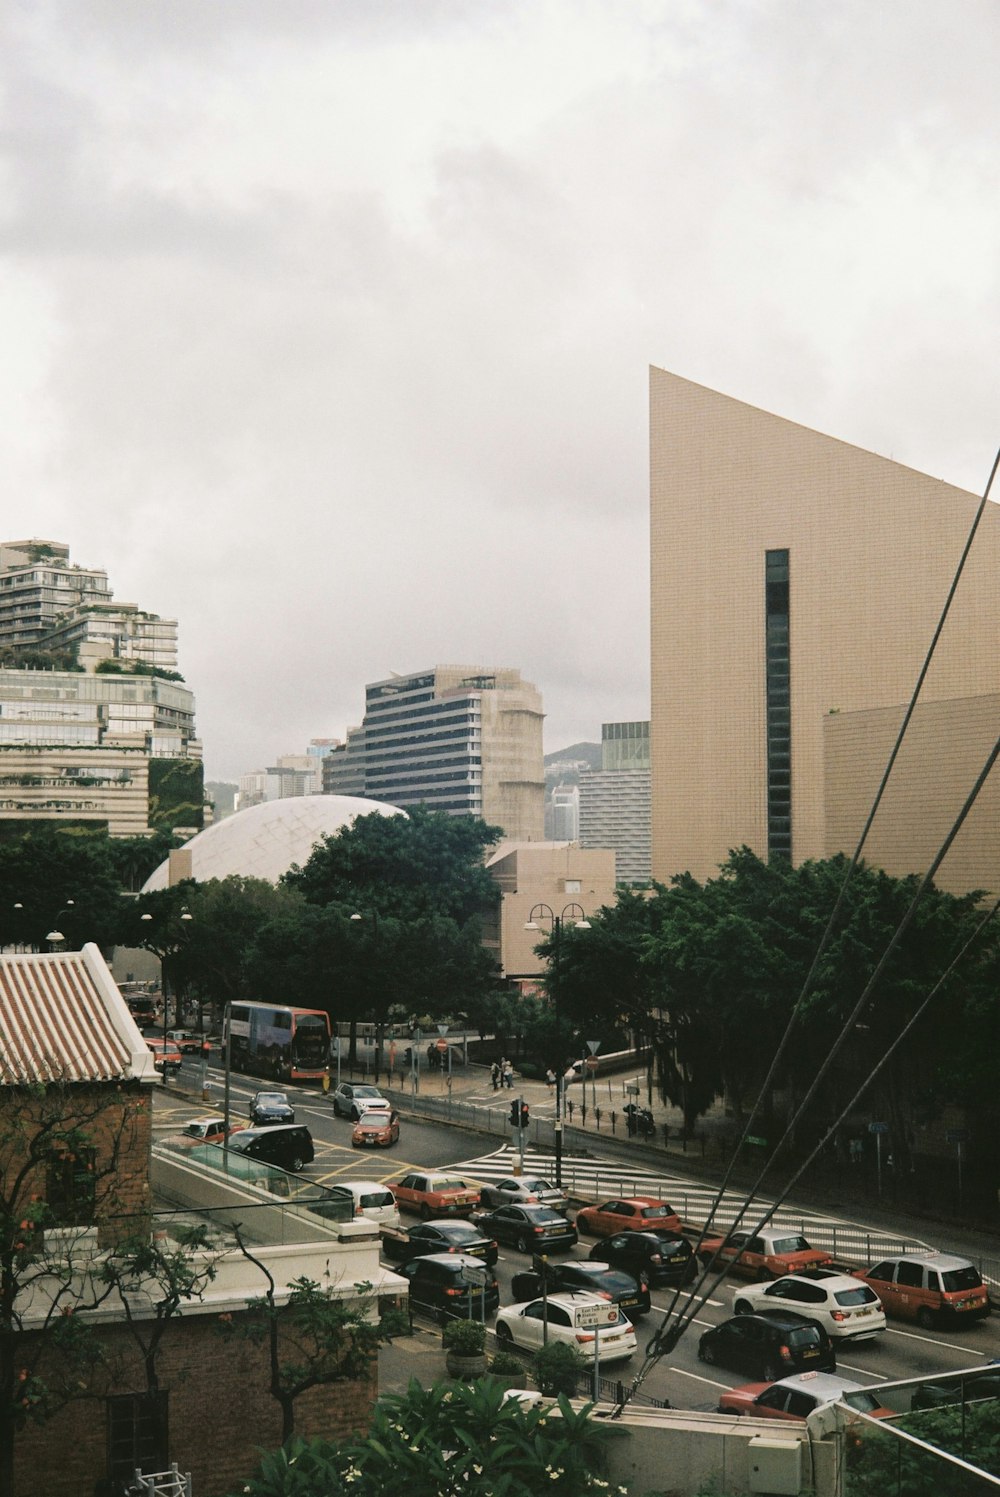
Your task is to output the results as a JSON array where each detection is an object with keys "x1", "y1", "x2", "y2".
[
  {"x1": 502, "y1": 1059, "x2": 514, "y2": 1089},
  {"x1": 545, "y1": 1068, "x2": 556, "y2": 1089},
  {"x1": 490, "y1": 1061, "x2": 500, "y2": 1091}
]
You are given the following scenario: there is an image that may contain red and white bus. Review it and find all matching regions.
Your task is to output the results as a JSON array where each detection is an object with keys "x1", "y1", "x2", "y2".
[{"x1": 227, "y1": 1002, "x2": 331, "y2": 1083}]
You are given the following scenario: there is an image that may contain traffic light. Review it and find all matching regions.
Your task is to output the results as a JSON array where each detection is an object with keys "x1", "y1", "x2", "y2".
[
  {"x1": 509, "y1": 1100, "x2": 520, "y2": 1127},
  {"x1": 519, "y1": 1102, "x2": 530, "y2": 1129}
]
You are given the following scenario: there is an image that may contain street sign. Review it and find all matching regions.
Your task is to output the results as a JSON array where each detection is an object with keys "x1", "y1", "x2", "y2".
[
  {"x1": 946, "y1": 1128, "x2": 970, "y2": 1143},
  {"x1": 574, "y1": 1303, "x2": 618, "y2": 1328},
  {"x1": 868, "y1": 1121, "x2": 889, "y2": 1134},
  {"x1": 436, "y1": 1038, "x2": 448, "y2": 1053},
  {"x1": 745, "y1": 1135, "x2": 768, "y2": 1147}
]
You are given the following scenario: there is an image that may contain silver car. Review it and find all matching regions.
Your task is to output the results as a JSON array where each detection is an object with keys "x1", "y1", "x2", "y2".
[{"x1": 478, "y1": 1175, "x2": 570, "y2": 1213}]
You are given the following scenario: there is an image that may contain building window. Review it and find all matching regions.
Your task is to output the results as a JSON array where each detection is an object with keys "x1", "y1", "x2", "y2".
[
  {"x1": 106, "y1": 1391, "x2": 169, "y2": 1484},
  {"x1": 563, "y1": 879, "x2": 582, "y2": 893},
  {"x1": 765, "y1": 549, "x2": 791, "y2": 861},
  {"x1": 46, "y1": 1146, "x2": 96, "y2": 1226}
]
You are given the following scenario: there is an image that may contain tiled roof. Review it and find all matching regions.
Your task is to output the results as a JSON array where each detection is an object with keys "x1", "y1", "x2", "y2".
[{"x1": 0, "y1": 944, "x2": 156, "y2": 1084}]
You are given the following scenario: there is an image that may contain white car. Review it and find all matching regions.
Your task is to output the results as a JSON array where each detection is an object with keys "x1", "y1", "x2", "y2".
[
  {"x1": 734, "y1": 1270, "x2": 886, "y2": 1341},
  {"x1": 331, "y1": 1083, "x2": 392, "y2": 1120},
  {"x1": 495, "y1": 1291, "x2": 638, "y2": 1365},
  {"x1": 336, "y1": 1180, "x2": 400, "y2": 1228},
  {"x1": 479, "y1": 1175, "x2": 570, "y2": 1213}
]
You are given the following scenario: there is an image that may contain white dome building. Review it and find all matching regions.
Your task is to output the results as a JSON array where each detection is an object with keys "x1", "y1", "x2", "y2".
[{"x1": 142, "y1": 794, "x2": 405, "y2": 890}]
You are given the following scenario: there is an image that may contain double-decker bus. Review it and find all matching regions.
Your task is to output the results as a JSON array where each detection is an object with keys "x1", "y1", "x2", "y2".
[{"x1": 227, "y1": 1002, "x2": 331, "y2": 1083}]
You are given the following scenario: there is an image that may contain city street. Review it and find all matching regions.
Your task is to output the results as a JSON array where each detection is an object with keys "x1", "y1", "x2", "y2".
[{"x1": 154, "y1": 1063, "x2": 1000, "y2": 1413}]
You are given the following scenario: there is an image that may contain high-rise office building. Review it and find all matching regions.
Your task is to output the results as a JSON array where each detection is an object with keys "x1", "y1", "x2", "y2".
[
  {"x1": 327, "y1": 666, "x2": 545, "y2": 840},
  {"x1": 579, "y1": 721, "x2": 651, "y2": 884},
  {"x1": 649, "y1": 370, "x2": 1000, "y2": 896},
  {"x1": 0, "y1": 540, "x2": 202, "y2": 837}
]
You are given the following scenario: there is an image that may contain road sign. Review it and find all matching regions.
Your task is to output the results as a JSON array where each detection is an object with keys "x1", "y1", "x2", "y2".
[
  {"x1": 946, "y1": 1128, "x2": 970, "y2": 1144},
  {"x1": 574, "y1": 1302, "x2": 618, "y2": 1328},
  {"x1": 745, "y1": 1135, "x2": 768, "y2": 1147},
  {"x1": 868, "y1": 1121, "x2": 889, "y2": 1134},
  {"x1": 436, "y1": 1038, "x2": 448, "y2": 1053}
]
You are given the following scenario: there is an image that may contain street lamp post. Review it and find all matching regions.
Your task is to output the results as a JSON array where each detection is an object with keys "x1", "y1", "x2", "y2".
[
  {"x1": 140, "y1": 908, "x2": 193, "y2": 1084},
  {"x1": 523, "y1": 903, "x2": 591, "y2": 1188},
  {"x1": 350, "y1": 910, "x2": 385, "y2": 1083}
]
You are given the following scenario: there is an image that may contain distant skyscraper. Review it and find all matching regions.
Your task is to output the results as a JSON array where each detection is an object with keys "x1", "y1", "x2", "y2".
[
  {"x1": 547, "y1": 784, "x2": 580, "y2": 841},
  {"x1": 0, "y1": 539, "x2": 201, "y2": 836},
  {"x1": 327, "y1": 666, "x2": 545, "y2": 840},
  {"x1": 579, "y1": 721, "x2": 651, "y2": 884}
]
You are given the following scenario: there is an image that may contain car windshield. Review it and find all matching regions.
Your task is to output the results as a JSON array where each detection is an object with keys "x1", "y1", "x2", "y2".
[
  {"x1": 842, "y1": 1391, "x2": 884, "y2": 1414},
  {"x1": 356, "y1": 1113, "x2": 387, "y2": 1126},
  {"x1": 787, "y1": 1328, "x2": 821, "y2": 1348},
  {"x1": 354, "y1": 1087, "x2": 381, "y2": 1098},
  {"x1": 431, "y1": 1179, "x2": 468, "y2": 1193},
  {"x1": 436, "y1": 1223, "x2": 479, "y2": 1242},
  {"x1": 941, "y1": 1266, "x2": 982, "y2": 1292},
  {"x1": 525, "y1": 1179, "x2": 555, "y2": 1192},
  {"x1": 359, "y1": 1191, "x2": 393, "y2": 1208},
  {"x1": 526, "y1": 1208, "x2": 565, "y2": 1223},
  {"x1": 657, "y1": 1237, "x2": 690, "y2": 1257},
  {"x1": 772, "y1": 1236, "x2": 810, "y2": 1254},
  {"x1": 257, "y1": 1094, "x2": 285, "y2": 1105},
  {"x1": 641, "y1": 1205, "x2": 672, "y2": 1218},
  {"x1": 834, "y1": 1286, "x2": 878, "y2": 1307},
  {"x1": 586, "y1": 1270, "x2": 635, "y2": 1293}
]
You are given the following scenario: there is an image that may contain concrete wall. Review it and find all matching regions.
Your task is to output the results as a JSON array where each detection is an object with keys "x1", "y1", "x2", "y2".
[{"x1": 649, "y1": 366, "x2": 1000, "y2": 885}]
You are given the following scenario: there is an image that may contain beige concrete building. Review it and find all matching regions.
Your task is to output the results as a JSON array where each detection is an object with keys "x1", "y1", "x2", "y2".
[
  {"x1": 650, "y1": 368, "x2": 1000, "y2": 895},
  {"x1": 484, "y1": 841, "x2": 617, "y2": 979},
  {"x1": 328, "y1": 666, "x2": 545, "y2": 841}
]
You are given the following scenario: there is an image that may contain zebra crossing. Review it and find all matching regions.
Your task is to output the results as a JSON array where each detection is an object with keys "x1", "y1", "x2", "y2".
[{"x1": 456, "y1": 1144, "x2": 932, "y2": 1266}]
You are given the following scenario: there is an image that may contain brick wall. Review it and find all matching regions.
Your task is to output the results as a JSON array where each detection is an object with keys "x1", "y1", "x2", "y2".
[{"x1": 13, "y1": 1304, "x2": 376, "y2": 1497}]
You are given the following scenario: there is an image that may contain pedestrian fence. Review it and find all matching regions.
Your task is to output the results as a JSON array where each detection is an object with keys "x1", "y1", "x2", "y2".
[{"x1": 387, "y1": 1084, "x2": 1000, "y2": 1302}]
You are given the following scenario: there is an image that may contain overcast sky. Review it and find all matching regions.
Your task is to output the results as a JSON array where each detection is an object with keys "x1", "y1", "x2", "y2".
[{"x1": 3, "y1": 2, "x2": 998, "y2": 783}]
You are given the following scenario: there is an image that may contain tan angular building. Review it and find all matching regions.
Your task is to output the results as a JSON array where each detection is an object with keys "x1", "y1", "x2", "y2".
[{"x1": 649, "y1": 368, "x2": 1000, "y2": 896}]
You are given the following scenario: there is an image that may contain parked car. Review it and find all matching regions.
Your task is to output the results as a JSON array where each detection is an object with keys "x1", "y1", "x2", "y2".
[
  {"x1": 331, "y1": 1083, "x2": 392, "y2": 1121},
  {"x1": 474, "y1": 1204, "x2": 577, "y2": 1253},
  {"x1": 698, "y1": 1228, "x2": 832, "y2": 1280},
  {"x1": 146, "y1": 1039, "x2": 182, "y2": 1076},
  {"x1": 478, "y1": 1176, "x2": 570, "y2": 1213},
  {"x1": 165, "y1": 1029, "x2": 203, "y2": 1054},
  {"x1": 853, "y1": 1252, "x2": 990, "y2": 1328},
  {"x1": 380, "y1": 1219, "x2": 499, "y2": 1266},
  {"x1": 510, "y1": 1258, "x2": 651, "y2": 1319},
  {"x1": 390, "y1": 1173, "x2": 480, "y2": 1220},
  {"x1": 249, "y1": 1090, "x2": 295, "y2": 1126},
  {"x1": 575, "y1": 1197, "x2": 682, "y2": 1237},
  {"x1": 719, "y1": 1370, "x2": 896, "y2": 1421},
  {"x1": 734, "y1": 1271, "x2": 886, "y2": 1342},
  {"x1": 226, "y1": 1124, "x2": 314, "y2": 1173},
  {"x1": 336, "y1": 1180, "x2": 400, "y2": 1228},
  {"x1": 178, "y1": 1115, "x2": 239, "y2": 1145},
  {"x1": 698, "y1": 1311, "x2": 836, "y2": 1380},
  {"x1": 396, "y1": 1252, "x2": 499, "y2": 1323},
  {"x1": 590, "y1": 1230, "x2": 696, "y2": 1287},
  {"x1": 351, "y1": 1110, "x2": 400, "y2": 1148},
  {"x1": 495, "y1": 1291, "x2": 638, "y2": 1365}
]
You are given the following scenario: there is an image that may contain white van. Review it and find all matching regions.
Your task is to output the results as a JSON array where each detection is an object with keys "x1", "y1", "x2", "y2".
[{"x1": 340, "y1": 1180, "x2": 400, "y2": 1228}]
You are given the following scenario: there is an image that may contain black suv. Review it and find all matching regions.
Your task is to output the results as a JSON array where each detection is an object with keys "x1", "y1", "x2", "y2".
[
  {"x1": 396, "y1": 1253, "x2": 500, "y2": 1324},
  {"x1": 591, "y1": 1229, "x2": 696, "y2": 1287},
  {"x1": 227, "y1": 1124, "x2": 314, "y2": 1172},
  {"x1": 511, "y1": 1258, "x2": 651, "y2": 1319},
  {"x1": 698, "y1": 1310, "x2": 836, "y2": 1380}
]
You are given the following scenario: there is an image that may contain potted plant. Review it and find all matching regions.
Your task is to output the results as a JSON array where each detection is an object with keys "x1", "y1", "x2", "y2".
[
  {"x1": 442, "y1": 1316, "x2": 487, "y2": 1380},
  {"x1": 533, "y1": 1340, "x2": 585, "y2": 1398},
  {"x1": 488, "y1": 1350, "x2": 526, "y2": 1392}
]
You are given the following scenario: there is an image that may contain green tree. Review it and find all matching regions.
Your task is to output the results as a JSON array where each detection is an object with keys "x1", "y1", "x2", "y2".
[
  {"x1": 0, "y1": 829, "x2": 125, "y2": 954},
  {"x1": 223, "y1": 1230, "x2": 407, "y2": 1445},
  {"x1": 235, "y1": 1379, "x2": 622, "y2": 1497},
  {"x1": 0, "y1": 1075, "x2": 146, "y2": 1497}
]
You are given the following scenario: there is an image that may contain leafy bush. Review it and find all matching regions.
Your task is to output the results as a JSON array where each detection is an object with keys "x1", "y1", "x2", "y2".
[
  {"x1": 490, "y1": 1351, "x2": 526, "y2": 1377},
  {"x1": 442, "y1": 1317, "x2": 487, "y2": 1354},
  {"x1": 532, "y1": 1340, "x2": 585, "y2": 1398},
  {"x1": 235, "y1": 1378, "x2": 624, "y2": 1496}
]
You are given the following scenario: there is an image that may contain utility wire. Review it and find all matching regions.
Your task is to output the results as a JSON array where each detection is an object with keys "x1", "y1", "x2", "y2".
[{"x1": 615, "y1": 442, "x2": 1000, "y2": 1407}]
